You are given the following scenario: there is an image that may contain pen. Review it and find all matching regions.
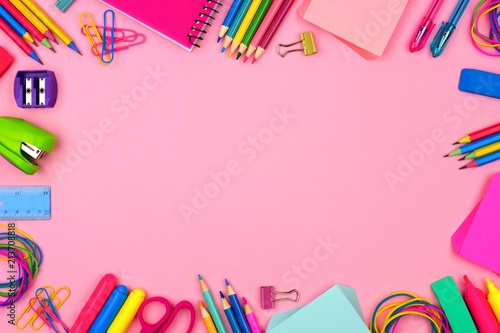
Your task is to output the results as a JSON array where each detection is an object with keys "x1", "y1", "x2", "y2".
[
  {"x1": 218, "y1": 0, "x2": 243, "y2": 43},
  {"x1": 225, "y1": 279, "x2": 252, "y2": 333},
  {"x1": 445, "y1": 132, "x2": 500, "y2": 156},
  {"x1": 455, "y1": 122, "x2": 500, "y2": 144},
  {"x1": 430, "y1": 0, "x2": 470, "y2": 57},
  {"x1": 0, "y1": 16, "x2": 42, "y2": 63},
  {"x1": 199, "y1": 301, "x2": 218, "y2": 333},
  {"x1": 460, "y1": 150, "x2": 500, "y2": 169},
  {"x1": 242, "y1": 297, "x2": 262, "y2": 333},
  {"x1": 221, "y1": 292, "x2": 242, "y2": 333},
  {"x1": 199, "y1": 274, "x2": 228, "y2": 333},
  {"x1": 462, "y1": 275, "x2": 500, "y2": 332},
  {"x1": 409, "y1": 0, "x2": 445, "y2": 52}
]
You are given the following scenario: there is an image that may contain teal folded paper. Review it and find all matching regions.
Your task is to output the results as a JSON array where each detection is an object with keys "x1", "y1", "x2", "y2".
[{"x1": 266, "y1": 285, "x2": 370, "y2": 333}]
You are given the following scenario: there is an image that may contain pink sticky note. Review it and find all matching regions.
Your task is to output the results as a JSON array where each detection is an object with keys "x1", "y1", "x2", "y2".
[
  {"x1": 452, "y1": 173, "x2": 500, "y2": 275},
  {"x1": 298, "y1": 0, "x2": 410, "y2": 59}
]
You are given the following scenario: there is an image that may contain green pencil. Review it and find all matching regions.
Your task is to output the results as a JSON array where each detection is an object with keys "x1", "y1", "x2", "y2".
[
  {"x1": 237, "y1": 0, "x2": 273, "y2": 60},
  {"x1": 199, "y1": 274, "x2": 228, "y2": 333}
]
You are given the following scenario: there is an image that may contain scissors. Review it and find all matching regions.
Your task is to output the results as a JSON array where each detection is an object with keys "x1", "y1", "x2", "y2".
[{"x1": 138, "y1": 296, "x2": 196, "y2": 333}]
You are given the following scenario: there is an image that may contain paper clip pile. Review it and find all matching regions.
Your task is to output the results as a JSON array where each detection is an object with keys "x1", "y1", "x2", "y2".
[
  {"x1": 80, "y1": 10, "x2": 146, "y2": 65},
  {"x1": 471, "y1": 0, "x2": 500, "y2": 56},
  {"x1": 370, "y1": 292, "x2": 450, "y2": 333},
  {"x1": 16, "y1": 286, "x2": 71, "y2": 333}
]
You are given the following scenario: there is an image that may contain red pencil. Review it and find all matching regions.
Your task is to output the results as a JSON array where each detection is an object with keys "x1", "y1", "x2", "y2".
[
  {"x1": 455, "y1": 122, "x2": 500, "y2": 144},
  {"x1": 0, "y1": 0, "x2": 53, "y2": 51},
  {"x1": 0, "y1": 16, "x2": 42, "y2": 63}
]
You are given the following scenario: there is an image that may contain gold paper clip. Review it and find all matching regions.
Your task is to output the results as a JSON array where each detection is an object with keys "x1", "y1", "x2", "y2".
[
  {"x1": 79, "y1": 12, "x2": 110, "y2": 66},
  {"x1": 276, "y1": 32, "x2": 317, "y2": 57},
  {"x1": 15, "y1": 285, "x2": 71, "y2": 330}
]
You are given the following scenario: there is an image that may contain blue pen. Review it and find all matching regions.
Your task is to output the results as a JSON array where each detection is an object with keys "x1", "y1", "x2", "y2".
[
  {"x1": 88, "y1": 285, "x2": 129, "y2": 333},
  {"x1": 0, "y1": 5, "x2": 35, "y2": 45},
  {"x1": 447, "y1": 132, "x2": 500, "y2": 156},
  {"x1": 221, "y1": 292, "x2": 242, "y2": 333},
  {"x1": 225, "y1": 279, "x2": 252, "y2": 333},
  {"x1": 461, "y1": 150, "x2": 500, "y2": 169},
  {"x1": 430, "y1": 0, "x2": 470, "y2": 57},
  {"x1": 221, "y1": 0, "x2": 252, "y2": 52},
  {"x1": 218, "y1": 0, "x2": 244, "y2": 43}
]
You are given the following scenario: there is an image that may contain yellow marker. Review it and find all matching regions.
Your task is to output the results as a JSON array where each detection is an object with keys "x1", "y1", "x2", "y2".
[
  {"x1": 486, "y1": 279, "x2": 500, "y2": 323},
  {"x1": 228, "y1": 0, "x2": 263, "y2": 57},
  {"x1": 107, "y1": 288, "x2": 145, "y2": 333},
  {"x1": 18, "y1": 0, "x2": 80, "y2": 54},
  {"x1": 8, "y1": 0, "x2": 56, "y2": 42}
]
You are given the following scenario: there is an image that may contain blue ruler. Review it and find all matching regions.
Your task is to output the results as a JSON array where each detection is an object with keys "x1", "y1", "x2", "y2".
[{"x1": 0, "y1": 186, "x2": 51, "y2": 220}]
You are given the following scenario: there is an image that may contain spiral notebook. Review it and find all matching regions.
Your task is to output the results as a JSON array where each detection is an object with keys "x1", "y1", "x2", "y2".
[{"x1": 100, "y1": 0, "x2": 220, "y2": 52}]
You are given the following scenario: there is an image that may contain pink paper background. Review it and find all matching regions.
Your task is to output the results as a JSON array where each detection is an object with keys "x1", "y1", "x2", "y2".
[{"x1": 1, "y1": 0, "x2": 500, "y2": 331}]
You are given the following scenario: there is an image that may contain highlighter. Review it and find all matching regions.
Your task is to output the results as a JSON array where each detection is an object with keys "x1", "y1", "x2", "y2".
[
  {"x1": 106, "y1": 288, "x2": 145, "y2": 333},
  {"x1": 486, "y1": 278, "x2": 500, "y2": 324},
  {"x1": 463, "y1": 275, "x2": 500, "y2": 332},
  {"x1": 88, "y1": 285, "x2": 129, "y2": 333},
  {"x1": 70, "y1": 274, "x2": 117, "y2": 333}
]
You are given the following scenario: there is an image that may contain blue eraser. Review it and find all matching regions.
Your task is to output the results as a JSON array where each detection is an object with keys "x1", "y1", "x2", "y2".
[
  {"x1": 55, "y1": 0, "x2": 77, "y2": 12},
  {"x1": 459, "y1": 68, "x2": 500, "y2": 99}
]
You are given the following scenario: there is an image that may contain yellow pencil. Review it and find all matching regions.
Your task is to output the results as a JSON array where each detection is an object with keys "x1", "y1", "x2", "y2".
[
  {"x1": 199, "y1": 301, "x2": 218, "y2": 333},
  {"x1": 228, "y1": 0, "x2": 263, "y2": 57},
  {"x1": 18, "y1": 0, "x2": 80, "y2": 54},
  {"x1": 464, "y1": 141, "x2": 500, "y2": 160},
  {"x1": 8, "y1": 0, "x2": 56, "y2": 42}
]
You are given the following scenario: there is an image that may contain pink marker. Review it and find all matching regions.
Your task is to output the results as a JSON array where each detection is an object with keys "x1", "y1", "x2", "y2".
[
  {"x1": 463, "y1": 275, "x2": 500, "y2": 332},
  {"x1": 70, "y1": 274, "x2": 117, "y2": 333},
  {"x1": 409, "y1": 0, "x2": 445, "y2": 52}
]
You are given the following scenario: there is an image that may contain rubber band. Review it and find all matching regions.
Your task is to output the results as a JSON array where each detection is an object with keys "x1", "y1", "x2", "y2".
[
  {"x1": 370, "y1": 292, "x2": 450, "y2": 333},
  {"x1": 0, "y1": 228, "x2": 42, "y2": 307},
  {"x1": 470, "y1": 0, "x2": 500, "y2": 56}
]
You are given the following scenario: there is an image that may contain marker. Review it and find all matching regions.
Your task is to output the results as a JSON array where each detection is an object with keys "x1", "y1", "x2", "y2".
[
  {"x1": 199, "y1": 274, "x2": 228, "y2": 333},
  {"x1": 200, "y1": 301, "x2": 218, "y2": 333},
  {"x1": 107, "y1": 288, "x2": 145, "y2": 333},
  {"x1": 0, "y1": 4, "x2": 35, "y2": 44},
  {"x1": 18, "y1": 0, "x2": 80, "y2": 54},
  {"x1": 486, "y1": 279, "x2": 500, "y2": 324},
  {"x1": 88, "y1": 285, "x2": 129, "y2": 333},
  {"x1": 218, "y1": 0, "x2": 243, "y2": 43},
  {"x1": 221, "y1": 292, "x2": 242, "y2": 333},
  {"x1": 0, "y1": 16, "x2": 42, "y2": 63},
  {"x1": 409, "y1": 0, "x2": 445, "y2": 52},
  {"x1": 8, "y1": 0, "x2": 57, "y2": 42},
  {"x1": 463, "y1": 275, "x2": 500, "y2": 332},
  {"x1": 242, "y1": 297, "x2": 262, "y2": 333},
  {"x1": 225, "y1": 279, "x2": 252, "y2": 333}
]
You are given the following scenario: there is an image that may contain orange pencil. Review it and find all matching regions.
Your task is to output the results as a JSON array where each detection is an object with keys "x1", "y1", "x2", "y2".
[{"x1": 199, "y1": 301, "x2": 217, "y2": 333}]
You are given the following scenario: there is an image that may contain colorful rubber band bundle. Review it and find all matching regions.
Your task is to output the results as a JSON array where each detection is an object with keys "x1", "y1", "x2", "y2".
[
  {"x1": 370, "y1": 292, "x2": 451, "y2": 333},
  {"x1": 0, "y1": 224, "x2": 43, "y2": 306},
  {"x1": 471, "y1": 0, "x2": 500, "y2": 56}
]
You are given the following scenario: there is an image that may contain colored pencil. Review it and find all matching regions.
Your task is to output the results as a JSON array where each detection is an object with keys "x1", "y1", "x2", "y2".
[
  {"x1": 446, "y1": 132, "x2": 500, "y2": 156},
  {"x1": 460, "y1": 150, "x2": 500, "y2": 169},
  {"x1": 8, "y1": 0, "x2": 56, "y2": 42},
  {"x1": 199, "y1": 274, "x2": 228, "y2": 333},
  {"x1": 0, "y1": 0, "x2": 53, "y2": 51},
  {"x1": 18, "y1": 0, "x2": 80, "y2": 54},
  {"x1": 0, "y1": 4, "x2": 34, "y2": 44},
  {"x1": 220, "y1": 292, "x2": 242, "y2": 333},
  {"x1": 225, "y1": 279, "x2": 251, "y2": 333},
  {"x1": 236, "y1": 0, "x2": 272, "y2": 60},
  {"x1": 455, "y1": 122, "x2": 500, "y2": 144},
  {"x1": 218, "y1": 0, "x2": 243, "y2": 43},
  {"x1": 228, "y1": 0, "x2": 263, "y2": 57},
  {"x1": 199, "y1": 301, "x2": 218, "y2": 333},
  {"x1": 253, "y1": 0, "x2": 295, "y2": 63},
  {"x1": 222, "y1": 0, "x2": 252, "y2": 53},
  {"x1": 464, "y1": 141, "x2": 500, "y2": 160},
  {"x1": 244, "y1": 0, "x2": 285, "y2": 62},
  {"x1": 0, "y1": 16, "x2": 41, "y2": 63},
  {"x1": 242, "y1": 297, "x2": 262, "y2": 333}
]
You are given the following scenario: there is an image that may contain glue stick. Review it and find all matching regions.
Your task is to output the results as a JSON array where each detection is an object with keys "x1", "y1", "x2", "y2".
[
  {"x1": 486, "y1": 278, "x2": 500, "y2": 324},
  {"x1": 107, "y1": 288, "x2": 145, "y2": 333}
]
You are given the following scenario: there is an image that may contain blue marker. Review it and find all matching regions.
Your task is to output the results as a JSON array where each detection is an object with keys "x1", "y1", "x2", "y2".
[
  {"x1": 461, "y1": 150, "x2": 500, "y2": 169},
  {"x1": 221, "y1": 0, "x2": 252, "y2": 52},
  {"x1": 430, "y1": 0, "x2": 470, "y2": 57},
  {"x1": 0, "y1": 5, "x2": 35, "y2": 45},
  {"x1": 218, "y1": 0, "x2": 243, "y2": 43},
  {"x1": 88, "y1": 285, "x2": 129, "y2": 333}
]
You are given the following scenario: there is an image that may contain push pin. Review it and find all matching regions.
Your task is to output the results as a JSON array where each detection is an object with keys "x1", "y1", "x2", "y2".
[
  {"x1": 260, "y1": 286, "x2": 300, "y2": 309},
  {"x1": 276, "y1": 32, "x2": 317, "y2": 57}
]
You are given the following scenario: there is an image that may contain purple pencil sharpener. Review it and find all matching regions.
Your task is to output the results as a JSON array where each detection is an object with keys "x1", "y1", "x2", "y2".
[{"x1": 14, "y1": 70, "x2": 58, "y2": 108}]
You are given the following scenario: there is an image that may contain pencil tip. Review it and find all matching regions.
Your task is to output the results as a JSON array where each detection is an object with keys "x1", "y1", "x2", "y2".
[
  {"x1": 37, "y1": 59, "x2": 43, "y2": 65},
  {"x1": 236, "y1": 52, "x2": 241, "y2": 60},
  {"x1": 217, "y1": 36, "x2": 221, "y2": 43},
  {"x1": 459, "y1": 165, "x2": 467, "y2": 170},
  {"x1": 225, "y1": 278, "x2": 229, "y2": 286},
  {"x1": 252, "y1": 58, "x2": 257, "y2": 64},
  {"x1": 242, "y1": 297, "x2": 247, "y2": 305},
  {"x1": 458, "y1": 156, "x2": 466, "y2": 161},
  {"x1": 453, "y1": 141, "x2": 460, "y2": 145},
  {"x1": 220, "y1": 291, "x2": 224, "y2": 298},
  {"x1": 221, "y1": 47, "x2": 226, "y2": 53},
  {"x1": 243, "y1": 56, "x2": 248, "y2": 63},
  {"x1": 198, "y1": 274, "x2": 202, "y2": 280},
  {"x1": 50, "y1": 47, "x2": 56, "y2": 53},
  {"x1": 443, "y1": 154, "x2": 449, "y2": 157}
]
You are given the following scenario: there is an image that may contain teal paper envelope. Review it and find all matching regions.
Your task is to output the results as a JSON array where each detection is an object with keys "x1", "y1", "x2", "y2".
[{"x1": 266, "y1": 285, "x2": 370, "y2": 333}]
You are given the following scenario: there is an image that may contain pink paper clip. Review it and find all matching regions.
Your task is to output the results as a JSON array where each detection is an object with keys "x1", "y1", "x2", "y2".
[
  {"x1": 260, "y1": 286, "x2": 300, "y2": 309},
  {"x1": 91, "y1": 31, "x2": 146, "y2": 56}
]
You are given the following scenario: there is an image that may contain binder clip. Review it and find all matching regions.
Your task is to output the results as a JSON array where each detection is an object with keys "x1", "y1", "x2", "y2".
[
  {"x1": 261, "y1": 286, "x2": 300, "y2": 309},
  {"x1": 0, "y1": 117, "x2": 57, "y2": 175},
  {"x1": 14, "y1": 71, "x2": 58, "y2": 108},
  {"x1": 276, "y1": 32, "x2": 317, "y2": 57}
]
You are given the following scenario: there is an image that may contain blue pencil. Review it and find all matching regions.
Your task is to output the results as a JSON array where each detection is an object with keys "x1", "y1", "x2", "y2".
[
  {"x1": 461, "y1": 150, "x2": 500, "y2": 169},
  {"x1": 0, "y1": 5, "x2": 35, "y2": 44},
  {"x1": 447, "y1": 132, "x2": 500, "y2": 156},
  {"x1": 221, "y1": 0, "x2": 252, "y2": 52},
  {"x1": 221, "y1": 292, "x2": 242, "y2": 333},
  {"x1": 218, "y1": 0, "x2": 244, "y2": 42},
  {"x1": 225, "y1": 279, "x2": 252, "y2": 333}
]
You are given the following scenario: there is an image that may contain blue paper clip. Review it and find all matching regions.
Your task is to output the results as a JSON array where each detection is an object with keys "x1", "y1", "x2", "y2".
[{"x1": 101, "y1": 10, "x2": 115, "y2": 64}]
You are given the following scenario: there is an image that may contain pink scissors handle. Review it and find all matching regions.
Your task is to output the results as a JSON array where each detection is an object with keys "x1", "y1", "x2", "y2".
[{"x1": 138, "y1": 297, "x2": 196, "y2": 333}]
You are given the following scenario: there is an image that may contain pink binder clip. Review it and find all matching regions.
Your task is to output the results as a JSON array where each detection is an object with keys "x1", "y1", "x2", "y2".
[{"x1": 260, "y1": 286, "x2": 300, "y2": 309}]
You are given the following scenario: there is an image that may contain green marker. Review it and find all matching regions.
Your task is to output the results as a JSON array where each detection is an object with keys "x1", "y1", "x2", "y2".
[{"x1": 237, "y1": 0, "x2": 273, "y2": 60}]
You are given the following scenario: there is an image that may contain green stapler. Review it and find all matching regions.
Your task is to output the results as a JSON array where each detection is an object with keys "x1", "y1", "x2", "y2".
[{"x1": 0, "y1": 117, "x2": 56, "y2": 175}]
